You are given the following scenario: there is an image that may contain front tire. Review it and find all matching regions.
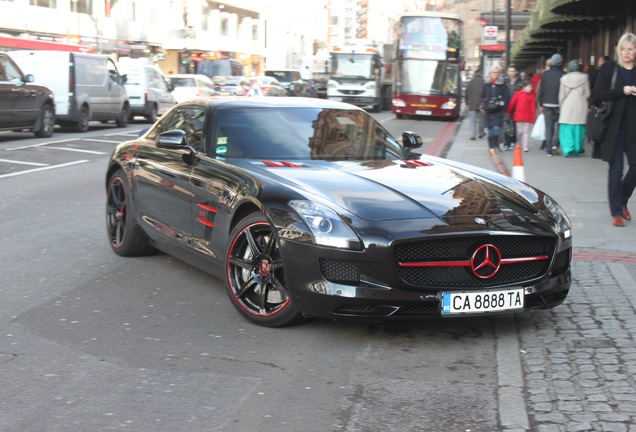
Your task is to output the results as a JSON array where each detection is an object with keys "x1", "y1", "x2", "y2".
[
  {"x1": 225, "y1": 212, "x2": 303, "y2": 327},
  {"x1": 106, "y1": 169, "x2": 157, "y2": 257}
]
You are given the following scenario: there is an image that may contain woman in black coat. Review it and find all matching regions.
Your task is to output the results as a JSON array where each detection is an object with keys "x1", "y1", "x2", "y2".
[
  {"x1": 481, "y1": 66, "x2": 510, "y2": 151},
  {"x1": 591, "y1": 33, "x2": 636, "y2": 227}
]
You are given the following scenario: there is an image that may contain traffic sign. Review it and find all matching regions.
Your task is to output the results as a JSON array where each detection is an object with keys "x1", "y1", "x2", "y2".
[{"x1": 483, "y1": 26, "x2": 498, "y2": 45}]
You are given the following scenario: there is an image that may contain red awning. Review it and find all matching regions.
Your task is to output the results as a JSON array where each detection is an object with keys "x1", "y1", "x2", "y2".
[{"x1": 0, "y1": 36, "x2": 94, "y2": 53}]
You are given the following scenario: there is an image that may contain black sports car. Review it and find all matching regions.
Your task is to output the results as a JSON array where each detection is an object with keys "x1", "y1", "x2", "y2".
[{"x1": 106, "y1": 97, "x2": 572, "y2": 327}]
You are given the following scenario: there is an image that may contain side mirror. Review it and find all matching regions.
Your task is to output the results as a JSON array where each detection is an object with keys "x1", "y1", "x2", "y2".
[
  {"x1": 121, "y1": 74, "x2": 128, "y2": 85},
  {"x1": 25, "y1": 74, "x2": 35, "y2": 83},
  {"x1": 157, "y1": 130, "x2": 188, "y2": 149},
  {"x1": 402, "y1": 131, "x2": 423, "y2": 149}
]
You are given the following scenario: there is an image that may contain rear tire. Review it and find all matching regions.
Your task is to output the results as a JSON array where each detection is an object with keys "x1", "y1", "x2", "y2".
[
  {"x1": 145, "y1": 105, "x2": 158, "y2": 123},
  {"x1": 34, "y1": 103, "x2": 55, "y2": 138},
  {"x1": 74, "y1": 105, "x2": 90, "y2": 132},
  {"x1": 116, "y1": 104, "x2": 130, "y2": 127},
  {"x1": 225, "y1": 212, "x2": 304, "y2": 327},
  {"x1": 106, "y1": 169, "x2": 157, "y2": 257}
]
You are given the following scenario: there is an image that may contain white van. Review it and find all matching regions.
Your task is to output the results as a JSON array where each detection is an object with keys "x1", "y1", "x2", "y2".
[
  {"x1": 117, "y1": 59, "x2": 176, "y2": 123},
  {"x1": 8, "y1": 50, "x2": 130, "y2": 132}
]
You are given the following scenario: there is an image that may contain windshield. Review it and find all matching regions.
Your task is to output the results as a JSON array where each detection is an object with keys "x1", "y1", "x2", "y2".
[
  {"x1": 213, "y1": 108, "x2": 404, "y2": 161},
  {"x1": 396, "y1": 59, "x2": 459, "y2": 96},
  {"x1": 398, "y1": 16, "x2": 461, "y2": 60},
  {"x1": 331, "y1": 54, "x2": 375, "y2": 79}
]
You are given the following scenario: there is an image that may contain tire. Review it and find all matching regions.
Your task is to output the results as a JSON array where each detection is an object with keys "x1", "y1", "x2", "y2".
[
  {"x1": 34, "y1": 103, "x2": 55, "y2": 138},
  {"x1": 106, "y1": 169, "x2": 157, "y2": 257},
  {"x1": 116, "y1": 104, "x2": 130, "y2": 128},
  {"x1": 74, "y1": 105, "x2": 90, "y2": 132},
  {"x1": 225, "y1": 212, "x2": 303, "y2": 327},
  {"x1": 145, "y1": 105, "x2": 158, "y2": 123}
]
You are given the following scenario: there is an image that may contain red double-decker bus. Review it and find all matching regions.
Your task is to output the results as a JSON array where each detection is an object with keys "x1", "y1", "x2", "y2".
[{"x1": 391, "y1": 12, "x2": 463, "y2": 119}]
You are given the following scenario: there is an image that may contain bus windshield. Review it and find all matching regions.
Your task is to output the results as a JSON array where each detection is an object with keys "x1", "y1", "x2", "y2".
[
  {"x1": 396, "y1": 60, "x2": 459, "y2": 96},
  {"x1": 331, "y1": 53, "x2": 375, "y2": 79},
  {"x1": 398, "y1": 16, "x2": 460, "y2": 60}
]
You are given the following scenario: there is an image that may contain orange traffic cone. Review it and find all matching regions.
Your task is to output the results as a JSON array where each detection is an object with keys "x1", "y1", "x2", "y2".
[{"x1": 512, "y1": 144, "x2": 525, "y2": 182}]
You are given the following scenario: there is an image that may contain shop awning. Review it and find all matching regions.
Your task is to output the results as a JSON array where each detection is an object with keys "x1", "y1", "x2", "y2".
[{"x1": 550, "y1": 0, "x2": 627, "y2": 16}]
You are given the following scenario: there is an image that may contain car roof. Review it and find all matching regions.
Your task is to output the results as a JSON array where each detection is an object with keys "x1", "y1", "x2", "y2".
[{"x1": 179, "y1": 96, "x2": 362, "y2": 111}]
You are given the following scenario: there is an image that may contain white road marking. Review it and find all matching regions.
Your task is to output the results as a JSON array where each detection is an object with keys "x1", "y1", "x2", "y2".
[
  {"x1": 0, "y1": 160, "x2": 88, "y2": 179},
  {"x1": 84, "y1": 139, "x2": 122, "y2": 144},
  {"x1": 0, "y1": 158, "x2": 49, "y2": 167},
  {"x1": 7, "y1": 138, "x2": 78, "y2": 150},
  {"x1": 46, "y1": 146, "x2": 108, "y2": 155}
]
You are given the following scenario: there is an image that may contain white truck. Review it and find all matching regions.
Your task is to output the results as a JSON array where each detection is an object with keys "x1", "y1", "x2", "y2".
[{"x1": 327, "y1": 43, "x2": 393, "y2": 112}]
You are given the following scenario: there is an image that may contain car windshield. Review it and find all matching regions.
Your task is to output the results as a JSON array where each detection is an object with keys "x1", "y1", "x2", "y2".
[
  {"x1": 213, "y1": 77, "x2": 241, "y2": 86},
  {"x1": 213, "y1": 107, "x2": 404, "y2": 161}
]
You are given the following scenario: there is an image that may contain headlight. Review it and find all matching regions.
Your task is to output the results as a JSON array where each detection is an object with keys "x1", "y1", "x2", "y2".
[
  {"x1": 289, "y1": 200, "x2": 362, "y2": 250},
  {"x1": 365, "y1": 82, "x2": 377, "y2": 90},
  {"x1": 441, "y1": 99, "x2": 457, "y2": 109},
  {"x1": 392, "y1": 98, "x2": 406, "y2": 107},
  {"x1": 327, "y1": 80, "x2": 338, "y2": 88},
  {"x1": 543, "y1": 194, "x2": 572, "y2": 239}
]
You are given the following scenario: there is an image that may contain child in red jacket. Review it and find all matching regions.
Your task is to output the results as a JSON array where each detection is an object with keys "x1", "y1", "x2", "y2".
[{"x1": 506, "y1": 80, "x2": 536, "y2": 152}]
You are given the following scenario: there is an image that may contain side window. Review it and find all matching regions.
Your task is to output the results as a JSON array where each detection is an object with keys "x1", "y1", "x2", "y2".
[{"x1": 147, "y1": 106, "x2": 207, "y2": 152}]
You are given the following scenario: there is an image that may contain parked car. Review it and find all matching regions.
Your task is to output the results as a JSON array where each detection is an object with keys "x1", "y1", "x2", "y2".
[
  {"x1": 105, "y1": 97, "x2": 573, "y2": 327},
  {"x1": 167, "y1": 73, "x2": 217, "y2": 103},
  {"x1": 9, "y1": 50, "x2": 129, "y2": 132},
  {"x1": 264, "y1": 69, "x2": 306, "y2": 96},
  {"x1": 248, "y1": 76, "x2": 286, "y2": 97},
  {"x1": 212, "y1": 76, "x2": 250, "y2": 96},
  {"x1": 0, "y1": 52, "x2": 55, "y2": 137},
  {"x1": 117, "y1": 59, "x2": 177, "y2": 123}
]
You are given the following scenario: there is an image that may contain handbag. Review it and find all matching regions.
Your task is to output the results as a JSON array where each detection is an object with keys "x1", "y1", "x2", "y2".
[
  {"x1": 587, "y1": 67, "x2": 618, "y2": 144},
  {"x1": 484, "y1": 95, "x2": 505, "y2": 113},
  {"x1": 531, "y1": 113, "x2": 546, "y2": 140}
]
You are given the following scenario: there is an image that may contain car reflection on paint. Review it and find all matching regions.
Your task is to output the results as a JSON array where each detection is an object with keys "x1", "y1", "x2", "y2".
[{"x1": 105, "y1": 97, "x2": 573, "y2": 327}]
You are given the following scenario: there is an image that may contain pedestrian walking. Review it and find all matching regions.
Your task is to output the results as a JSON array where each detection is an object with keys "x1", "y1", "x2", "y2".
[
  {"x1": 538, "y1": 53, "x2": 566, "y2": 156},
  {"x1": 558, "y1": 60, "x2": 590, "y2": 157},
  {"x1": 465, "y1": 70, "x2": 485, "y2": 140},
  {"x1": 590, "y1": 33, "x2": 636, "y2": 227},
  {"x1": 507, "y1": 80, "x2": 536, "y2": 152},
  {"x1": 481, "y1": 65, "x2": 510, "y2": 151},
  {"x1": 503, "y1": 65, "x2": 522, "y2": 150},
  {"x1": 589, "y1": 55, "x2": 610, "y2": 92}
]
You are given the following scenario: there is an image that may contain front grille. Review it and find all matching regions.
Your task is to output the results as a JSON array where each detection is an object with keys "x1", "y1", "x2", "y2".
[
  {"x1": 395, "y1": 235, "x2": 557, "y2": 288},
  {"x1": 551, "y1": 248, "x2": 571, "y2": 276},
  {"x1": 320, "y1": 258, "x2": 360, "y2": 283},
  {"x1": 342, "y1": 90, "x2": 364, "y2": 96}
]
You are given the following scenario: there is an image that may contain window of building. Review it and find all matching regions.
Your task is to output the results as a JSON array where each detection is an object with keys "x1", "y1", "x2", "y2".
[
  {"x1": 220, "y1": 13, "x2": 229, "y2": 36},
  {"x1": 71, "y1": 0, "x2": 92, "y2": 14},
  {"x1": 252, "y1": 22, "x2": 258, "y2": 41},
  {"x1": 31, "y1": 0, "x2": 56, "y2": 7}
]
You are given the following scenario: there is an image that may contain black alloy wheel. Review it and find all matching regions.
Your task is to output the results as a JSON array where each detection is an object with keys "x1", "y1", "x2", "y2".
[
  {"x1": 106, "y1": 170, "x2": 156, "y2": 257},
  {"x1": 225, "y1": 212, "x2": 303, "y2": 327}
]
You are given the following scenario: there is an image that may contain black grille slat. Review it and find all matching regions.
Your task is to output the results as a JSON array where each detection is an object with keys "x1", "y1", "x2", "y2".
[{"x1": 394, "y1": 236, "x2": 559, "y2": 288}]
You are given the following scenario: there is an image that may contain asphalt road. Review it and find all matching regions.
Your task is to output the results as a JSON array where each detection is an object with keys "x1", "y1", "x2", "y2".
[{"x1": 0, "y1": 114, "x2": 507, "y2": 432}]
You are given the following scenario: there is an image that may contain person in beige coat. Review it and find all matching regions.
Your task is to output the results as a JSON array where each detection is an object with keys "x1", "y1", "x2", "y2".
[{"x1": 558, "y1": 60, "x2": 590, "y2": 157}]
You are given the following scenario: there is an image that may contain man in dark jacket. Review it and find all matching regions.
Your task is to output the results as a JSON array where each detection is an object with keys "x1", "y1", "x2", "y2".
[
  {"x1": 538, "y1": 53, "x2": 566, "y2": 156},
  {"x1": 465, "y1": 71, "x2": 485, "y2": 140}
]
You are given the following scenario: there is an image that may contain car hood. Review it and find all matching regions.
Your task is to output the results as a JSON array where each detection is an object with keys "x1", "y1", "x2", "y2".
[{"x1": 252, "y1": 159, "x2": 541, "y2": 221}]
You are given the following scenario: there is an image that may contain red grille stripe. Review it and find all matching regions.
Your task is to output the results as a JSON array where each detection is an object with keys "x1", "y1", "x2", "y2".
[{"x1": 398, "y1": 255, "x2": 549, "y2": 268}]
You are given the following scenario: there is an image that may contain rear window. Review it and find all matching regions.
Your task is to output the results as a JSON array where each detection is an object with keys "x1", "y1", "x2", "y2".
[
  {"x1": 170, "y1": 77, "x2": 196, "y2": 87},
  {"x1": 265, "y1": 71, "x2": 299, "y2": 83}
]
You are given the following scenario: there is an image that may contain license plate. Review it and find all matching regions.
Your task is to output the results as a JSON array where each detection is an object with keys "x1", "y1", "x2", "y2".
[
  {"x1": 415, "y1": 110, "x2": 432, "y2": 115},
  {"x1": 441, "y1": 288, "x2": 524, "y2": 316}
]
